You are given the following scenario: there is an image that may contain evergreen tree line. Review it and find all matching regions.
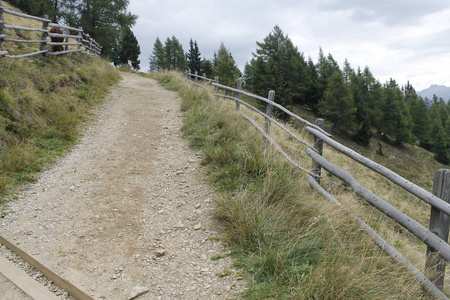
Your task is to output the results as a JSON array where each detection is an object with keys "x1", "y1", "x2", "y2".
[
  {"x1": 6, "y1": 0, "x2": 140, "y2": 68},
  {"x1": 149, "y1": 37, "x2": 241, "y2": 87},
  {"x1": 148, "y1": 26, "x2": 448, "y2": 164},
  {"x1": 243, "y1": 26, "x2": 449, "y2": 164}
]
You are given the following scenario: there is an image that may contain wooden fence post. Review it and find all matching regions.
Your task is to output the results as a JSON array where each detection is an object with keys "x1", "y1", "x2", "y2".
[
  {"x1": 311, "y1": 118, "x2": 325, "y2": 183},
  {"x1": 236, "y1": 77, "x2": 242, "y2": 111},
  {"x1": 39, "y1": 14, "x2": 49, "y2": 55},
  {"x1": 0, "y1": 1, "x2": 4, "y2": 54},
  {"x1": 214, "y1": 77, "x2": 219, "y2": 100},
  {"x1": 195, "y1": 70, "x2": 198, "y2": 83},
  {"x1": 90, "y1": 37, "x2": 94, "y2": 55},
  {"x1": 425, "y1": 169, "x2": 450, "y2": 291},
  {"x1": 77, "y1": 30, "x2": 82, "y2": 51},
  {"x1": 264, "y1": 90, "x2": 275, "y2": 137},
  {"x1": 85, "y1": 33, "x2": 91, "y2": 54}
]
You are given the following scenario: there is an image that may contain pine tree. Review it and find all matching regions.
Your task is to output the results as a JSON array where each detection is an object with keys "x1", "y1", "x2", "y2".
[
  {"x1": 243, "y1": 62, "x2": 254, "y2": 90},
  {"x1": 349, "y1": 66, "x2": 373, "y2": 146},
  {"x1": 317, "y1": 70, "x2": 355, "y2": 132},
  {"x1": 362, "y1": 67, "x2": 383, "y2": 131},
  {"x1": 446, "y1": 118, "x2": 450, "y2": 151},
  {"x1": 116, "y1": 27, "x2": 140, "y2": 70},
  {"x1": 379, "y1": 79, "x2": 412, "y2": 144},
  {"x1": 245, "y1": 26, "x2": 307, "y2": 108},
  {"x1": 200, "y1": 58, "x2": 213, "y2": 78},
  {"x1": 212, "y1": 43, "x2": 241, "y2": 87},
  {"x1": 187, "y1": 39, "x2": 202, "y2": 74},
  {"x1": 303, "y1": 57, "x2": 320, "y2": 111},
  {"x1": 164, "y1": 36, "x2": 187, "y2": 71},
  {"x1": 265, "y1": 57, "x2": 290, "y2": 107},
  {"x1": 280, "y1": 38, "x2": 307, "y2": 106},
  {"x1": 149, "y1": 37, "x2": 166, "y2": 71},
  {"x1": 409, "y1": 95, "x2": 432, "y2": 149},
  {"x1": 343, "y1": 59, "x2": 354, "y2": 83},
  {"x1": 316, "y1": 49, "x2": 341, "y2": 109},
  {"x1": 430, "y1": 108, "x2": 449, "y2": 164},
  {"x1": 245, "y1": 57, "x2": 266, "y2": 98},
  {"x1": 438, "y1": 98, "x2": 448, "y2": 127},
  {"x1": 64, "y1": 0, "x2": 137, "y2": 59}
]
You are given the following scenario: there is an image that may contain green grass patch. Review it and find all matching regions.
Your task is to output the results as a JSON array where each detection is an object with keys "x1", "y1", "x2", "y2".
[
  {"x1": 0, "y1": 54, "x2": 120, "y2": 207},
  {"x1": 142, "y1": 72, "x2": 182, "y2": 91},
  {"x1": 216, "y1": 270, "x2": 232, "y2": 278},
  {"x1": 151, "y1": 72, "x2": 431, "y2": 299},
  {"x1": 211, "y1": 254, "x2": 226, "y2": 261}
]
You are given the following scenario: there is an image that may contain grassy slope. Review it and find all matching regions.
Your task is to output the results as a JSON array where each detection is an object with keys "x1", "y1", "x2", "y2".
[
  {"x1": 0, "y1": 3, "x2": 120, "y2": 211},
  {"x1": 291, "y1": 105, "x2": 447, "y2": 191},
  {"x1": 147, "y1": 72, "x2": 435, "y2": 299},
  {"x1": 0, "y1": 55, "x2": 120, "y2": 207}
]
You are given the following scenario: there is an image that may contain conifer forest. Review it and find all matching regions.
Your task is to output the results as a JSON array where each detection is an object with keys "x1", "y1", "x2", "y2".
[{"x1": 150, "y1": 26, "x2": 450, "y2": 164}]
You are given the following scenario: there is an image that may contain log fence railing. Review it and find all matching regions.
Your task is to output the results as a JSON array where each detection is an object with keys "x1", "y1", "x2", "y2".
[
  {"x1": 0, "y1": 1, "x2": 101, "y2": 58},
  {"x1": 185, "y1": 71, "x2": 450, "y2": 299}
]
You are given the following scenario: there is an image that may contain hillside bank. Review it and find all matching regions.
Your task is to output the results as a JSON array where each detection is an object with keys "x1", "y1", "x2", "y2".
[{"x1": 0, "y1": 55, "x2": 120, "y2": 210}]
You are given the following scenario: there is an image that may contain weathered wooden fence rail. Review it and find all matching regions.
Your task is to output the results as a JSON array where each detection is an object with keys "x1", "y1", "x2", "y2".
[
  {"x1": 0, "y1": 1, "x2": 101, "y2": 58},
  {"x1": 185, "y1": 71, "x2": 450, "y2": 299}
]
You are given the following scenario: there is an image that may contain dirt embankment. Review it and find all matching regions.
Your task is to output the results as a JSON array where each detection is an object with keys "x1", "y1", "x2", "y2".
[{"x1": 1, "y1": 72, "x2": 243, "y2": 299}]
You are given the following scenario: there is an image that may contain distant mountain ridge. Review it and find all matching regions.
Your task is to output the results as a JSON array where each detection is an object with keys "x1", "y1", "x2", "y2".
[{"x1": 418, "y1": 84, "x2": 450, "y2": 102}]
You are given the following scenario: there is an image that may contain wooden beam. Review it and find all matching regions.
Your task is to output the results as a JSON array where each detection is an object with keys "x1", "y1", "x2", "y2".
[
  {"x1": 2, "y1": 8, "x2": 50, "y2": 22},
  {"x1": 306, "y1": 126, "x2": 450, "y2": 217},
  {"x1": 307, "y1": 175, "x2": 450, "y2": 300},
  {"x1": 0, "y1": 255, "x2": 60, "y2": 300},
  {"x1": 307, "y1": 148, "x2": 450, "y2": 262},
  {"x1": 0, "y1": 235, "x2": 94, "y2": 300},
  {"x1": 212, "y1": 82, "x2": 332, "y2": 137}
]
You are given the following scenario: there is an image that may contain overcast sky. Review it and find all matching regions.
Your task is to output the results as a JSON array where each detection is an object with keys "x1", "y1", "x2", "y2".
[{"x1": 128, "y1": 0, "x2": 450, "y2": 91}]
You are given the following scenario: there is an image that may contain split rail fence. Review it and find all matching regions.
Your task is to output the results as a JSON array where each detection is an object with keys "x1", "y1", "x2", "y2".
[
  {"x1": 186, "y1": 70, "x2": 450, "y2": 300},
  {"x1": 0, "y1": 1, "x2": 101, "y2": 58}
]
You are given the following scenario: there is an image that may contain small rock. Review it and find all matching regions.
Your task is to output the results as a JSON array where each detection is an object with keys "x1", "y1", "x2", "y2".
[
  {"x1": 155, "y1": 249, "x2": 166, "y2": 257},
  {"x1": 174, "y1": 221, "x2": 185, "y2": 229},
  {"x1": 127, "y1": 286, "x2": 149, "y2": 300},
  {"x1": 193, "y1": 223, "x2": 202, "y2": 230}
]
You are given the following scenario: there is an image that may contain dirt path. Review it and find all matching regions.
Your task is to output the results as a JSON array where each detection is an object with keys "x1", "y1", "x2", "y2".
[{"x1": 0, "y1": 72, "x2": 243, "y2": 299}]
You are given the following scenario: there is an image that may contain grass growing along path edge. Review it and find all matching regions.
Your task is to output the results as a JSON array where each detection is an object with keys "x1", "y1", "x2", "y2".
[
  {"x1": 0, "y1": 55, "x2": 120, "y2": 213},
  {"x1": 148, "y1": 72, "x2": 432, "y2": 299}
]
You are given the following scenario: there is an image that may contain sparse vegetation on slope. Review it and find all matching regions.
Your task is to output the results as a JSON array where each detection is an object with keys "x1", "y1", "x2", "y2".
[
  {"x1": 148, "y1": 72, "x2": 432, "y2": 299},
  {"x1": 0, "y1": 55, "x2": 120, "y2": 209}
]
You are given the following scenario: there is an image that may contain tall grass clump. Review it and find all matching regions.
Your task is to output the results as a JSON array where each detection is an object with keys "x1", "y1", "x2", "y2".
[
  {"x1": 151, "y1": 72, "x2": 431, "y2": 299},
  {"x1": 0, "y1": 55, "x2": 120, "y2": 206}
]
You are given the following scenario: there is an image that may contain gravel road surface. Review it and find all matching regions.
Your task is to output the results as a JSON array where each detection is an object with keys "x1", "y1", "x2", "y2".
[{"x1": 0, "y1": 72, "x2": 243, "y2": 299}]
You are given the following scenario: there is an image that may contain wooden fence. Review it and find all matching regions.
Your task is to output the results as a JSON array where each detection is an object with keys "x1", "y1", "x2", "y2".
[
  {"x1": 186, "y1": 71, "x2": 450, "y2": 299},
  {"x1": 0, "y1": 1, "x2": 101, "y2": 58}
]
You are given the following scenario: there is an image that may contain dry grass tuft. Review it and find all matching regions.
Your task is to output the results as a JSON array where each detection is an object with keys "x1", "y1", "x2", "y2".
[
  {"x1": 0, "y1": 54, "x2": 120, "y2": 211},
  {"x1": 150, "y1": 72, "x2": 434, "y2": 299}
]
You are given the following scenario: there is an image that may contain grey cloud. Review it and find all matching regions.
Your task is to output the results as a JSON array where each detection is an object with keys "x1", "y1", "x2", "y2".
[
  {"x1": 319, "y1": 0, "x2": 448, "y2": 26},
  {"x1": 129, "y1": 0, "x2": 450, "y2": 89}
]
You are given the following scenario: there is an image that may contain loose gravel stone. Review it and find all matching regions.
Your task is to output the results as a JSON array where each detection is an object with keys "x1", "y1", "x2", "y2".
[{"x1": 0, "y1": 73, "x2": 244, "y2": 299}]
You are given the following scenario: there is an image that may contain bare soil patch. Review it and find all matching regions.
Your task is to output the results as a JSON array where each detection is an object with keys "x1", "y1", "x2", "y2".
[{"x1": 1, "y1": 72, "x2": 242, "y2": 299}]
